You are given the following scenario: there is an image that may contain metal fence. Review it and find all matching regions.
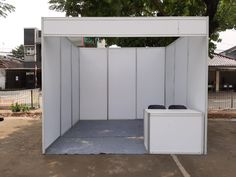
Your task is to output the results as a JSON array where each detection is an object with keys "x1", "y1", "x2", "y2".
[
  {"x1": 0, "y1": 89, "x2": 234, "y2": 110},
  {"x1": 0, "y1": 89, "x2": 40, "y2": 109},
  {"x1": 208, "y1": 91, "x2": 236, "y2": 110}
]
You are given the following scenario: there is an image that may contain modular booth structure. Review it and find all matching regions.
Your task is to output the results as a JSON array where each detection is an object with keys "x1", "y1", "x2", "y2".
[{"x1": 42, "y1": 17, "x2": 208, "y2": 154}]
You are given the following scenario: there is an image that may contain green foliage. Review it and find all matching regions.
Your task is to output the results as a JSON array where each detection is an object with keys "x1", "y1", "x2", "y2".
[
  {"x1": 48, "y1": 0, "x2": 236, "y2": 54},
  {"x1": 10, "y1": 103, "x2": 30, "y2": 113},
  {"x1": 0, "y1": 0, "x2": 15, "y2": 17},
  {"x1": 83, "y1": 37, "x2": 97, "y2": 47},
  {"x1": 106, "y1": 37, "x2": 177, "y2": 48},
  {"x1": 215, "y1": 0, "x2": 236, "y2": 31},
  {"x1": 21, "y1": 104, "x2": 30, "y2": 112},
  {"x1": 10, "y1": 102, "x2": 21, "y2": 112},
  {"x1": 11, "y1": 45, "x2": 24, "y2": 59}
]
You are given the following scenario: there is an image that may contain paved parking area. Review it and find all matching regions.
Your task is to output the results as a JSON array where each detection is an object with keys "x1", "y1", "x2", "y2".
[
  {"x1": 178, "y1": 120, "x2": 236, "y2": 177},
  {"x1": 0, "y1": 118, "x2": 235, "y2": 177}
]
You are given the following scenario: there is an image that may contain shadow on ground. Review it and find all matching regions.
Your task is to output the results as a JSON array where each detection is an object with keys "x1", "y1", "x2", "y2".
[{"x1": 0, "y1": 118, "x2": 181, "y2": 177}]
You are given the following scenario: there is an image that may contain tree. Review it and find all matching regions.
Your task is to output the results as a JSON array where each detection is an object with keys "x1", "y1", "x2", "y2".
[
  {"x1": 11, "y1": 45, "x2": 24, "y2": 59},
  {"x1": 145, "y1": 0, "x2": 236, "y2": 54},
  {"x1": 48, "y1": 0, "x2": 236, "y2": 53},
  {"x1": 0, "y1": 0, "x2": 15, "y2": 17}
]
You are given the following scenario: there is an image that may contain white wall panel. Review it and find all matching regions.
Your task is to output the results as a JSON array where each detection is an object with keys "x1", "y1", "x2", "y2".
[
  {"x1": 165, "y1": 37, "x2": 189, "y2": 107},
  {"x1": 43, "y1": 37, "x2": 61, "y2": 151},
  {"x1": 165, "y1": 44, "x2": 175, "y2": 107},
  {"x1": 109, "y1": 48, "x2": 136, "y2": 119},
  {"x1": 187, "y1": 37, "x2": 207, "y2": 113},
  {"x1": 187, "y1": 36, "x2": 207, "y2": 154},
  {"x1": 71, "y1": 45, "x2": 80, "y2": 125},
  {"x1": 174, "y1": 38, "x2": 188, "y2": 105},
  {"x1": 148, "y1": 111, "x2": 203, "y2": 154},
  {"x1": 137, "y1": 48, "x2": 165, "y2": 119},
  {"x1": 80, "y1": 48, "x2": 107, "y2": 120},
  {"x1": 60, "y1": 37, "x2": 72, "y2": 135}
]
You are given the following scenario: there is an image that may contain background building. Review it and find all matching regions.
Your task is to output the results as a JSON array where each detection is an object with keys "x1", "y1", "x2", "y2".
[
  {"x1": 208, "y1": 53, "x2": 236, "y2": 92},
  {"x1": 23, "y1": 28, "x2": 42, "y2": 88},
  {"x1": 220, "y1": 46, "x2": 236, "y2": 59},
  {"x1": 0, "y1": 56, "x2": 23, "y2": 90},
  {"x1": 0, "y1": 55, "x2": 41, "y2": 90},
  {"x1": 24, "y1": 28, "x2": 41, "y2": 67},
  {"x1": 0, "y1": 28, "x2": 42, "y2": 90}
]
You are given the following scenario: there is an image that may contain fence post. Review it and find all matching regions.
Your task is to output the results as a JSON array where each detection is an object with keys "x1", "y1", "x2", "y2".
[
  {"x1": 231, "y1": 91, "x2": 234, "y2": 109},
  {"x1": 31, "y1": 90, "x2": 34, "y2": 109}
]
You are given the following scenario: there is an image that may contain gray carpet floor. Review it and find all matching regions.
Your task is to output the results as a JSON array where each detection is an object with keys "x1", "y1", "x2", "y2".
[{"x1": 46, "y1": 120, "x2": 147, "y2": 154}]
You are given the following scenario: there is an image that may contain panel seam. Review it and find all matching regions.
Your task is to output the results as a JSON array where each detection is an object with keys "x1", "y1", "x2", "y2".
[
  {"x1": 164, "y1": 47, "x2": 167, "y2": 107},
  {"x1": 70, "y1": 43, "x2": 73, "y2": 126},
  {"x1": 59, "y1": 38, "x2": 62, "y2": 135},
  {"x1": 78, "y1": 48, "x2": 81, "y2": 121},
  {"x1": 186, "y1": 38, "x2": 189, "y2": 106},
  {"x1": 135, "y1": 48, "x2": 138, "y2": 119},
  {"x1": 107, "y1": 48, "x2": 109, "y2": 120},
  {"x1": 173, "y1": 44, "x2": 176, "y2": 104}
]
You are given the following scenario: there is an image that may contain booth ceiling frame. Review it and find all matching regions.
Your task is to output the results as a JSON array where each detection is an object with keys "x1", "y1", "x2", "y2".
[
  {"x1": 42, "y1": 17, "x2": 208, "y2": 37},
  {"x1": 42, "y1": 17, "x2": 209, "y2": 154}
]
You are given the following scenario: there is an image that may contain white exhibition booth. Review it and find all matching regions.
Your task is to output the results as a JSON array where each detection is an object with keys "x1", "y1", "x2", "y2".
[{"x1": 42, "y1": 17, "x2": 208, "y2": 154}]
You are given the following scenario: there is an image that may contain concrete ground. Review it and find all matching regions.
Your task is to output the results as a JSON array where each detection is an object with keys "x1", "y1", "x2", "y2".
[{"x1": 0, "y1": 118, "x2": 236, "y2": 177}]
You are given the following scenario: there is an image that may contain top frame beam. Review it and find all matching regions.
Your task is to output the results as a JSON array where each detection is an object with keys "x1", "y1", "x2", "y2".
[{"x1": 42, "y1": 17, "x2": 208, "y2": 37}]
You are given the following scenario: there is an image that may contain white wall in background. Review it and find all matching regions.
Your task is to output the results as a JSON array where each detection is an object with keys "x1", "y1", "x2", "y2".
[
  {"x1": 137, "y1": 48, "x2": 165, "y2": 118},
  {"x1": 109, "y1": 48, "x2": 136, "y2": 119},
  {"x1": 79, "y1": 47, "x2": 166, "y2": 120},
  {"x1": 80, "y1": 48, "x2": 108, "y2": 120}
]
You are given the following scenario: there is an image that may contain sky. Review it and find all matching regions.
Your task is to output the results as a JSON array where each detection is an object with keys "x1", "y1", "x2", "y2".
[
  {"x1": 0, "y1": 0, "x2": 65, "y2": 53},
  {"x1": 0, "y1": 0, "x2": 235, "y2": 54},
  {"x1": 214, "y1": 29, "x2": 236, "y2": 53}
]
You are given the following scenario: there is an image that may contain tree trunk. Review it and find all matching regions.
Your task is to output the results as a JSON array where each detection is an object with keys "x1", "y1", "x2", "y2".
[{"x1": 203, "y1": 0, "x2": 220, "y2": 35}]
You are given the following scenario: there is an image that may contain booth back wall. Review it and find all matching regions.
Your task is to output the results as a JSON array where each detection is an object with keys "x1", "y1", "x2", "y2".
[
  {"x1": 80, "y1": 48, "x2": 108, "y2": 120},
  {"x1": 80, "y1": 47, "x2": 165, "y2": 120}
]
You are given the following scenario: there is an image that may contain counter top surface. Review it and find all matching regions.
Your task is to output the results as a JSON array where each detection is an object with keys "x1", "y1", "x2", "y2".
[{"x1": 145, "y1": 109, "x2": 202, "y2": 115}]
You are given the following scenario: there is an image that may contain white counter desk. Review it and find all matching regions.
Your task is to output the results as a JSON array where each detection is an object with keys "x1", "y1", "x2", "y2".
[{"x1": 144, "y1": 109, "x2": 204, "y2": 154}]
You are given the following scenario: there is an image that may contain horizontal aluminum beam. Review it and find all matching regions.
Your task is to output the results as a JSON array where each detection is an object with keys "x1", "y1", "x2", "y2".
[{"x1": 42, "y1": 17, "x2": 208, "y2": 37}]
